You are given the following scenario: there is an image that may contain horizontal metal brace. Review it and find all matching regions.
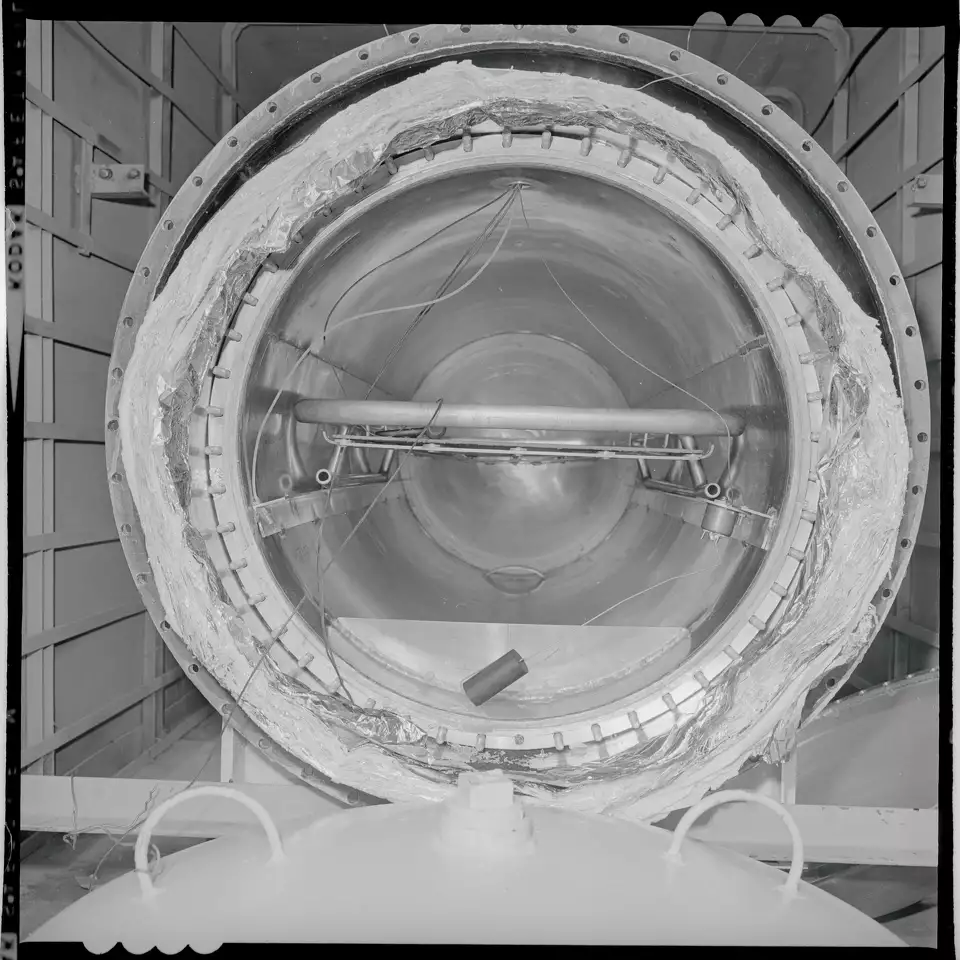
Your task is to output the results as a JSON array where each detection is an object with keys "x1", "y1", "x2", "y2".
[
  {"x1": 885, "y1": 615, "x2": 939, "y2": 649},
  {"x1": 907, "y1": 174, "x2": 943, "y2": 210},
  {"x1": 19, "y1": 774, "x2": 937, "y2": 866},
  {"x1": 88, "y1": 162, "x2": 152, "y2": 202},
  {"x1": 642, "y1": 479, "x2": 774, "y2": 521},
  {"x1": 298, "y1": 398, "x2": 744, "y2": 437},
  {"x1": 331, "y1": 433, "x2": 713, "y2": 463},
  {"x1": 254, "y1": 485, "x2": 405, "y2": 537}
]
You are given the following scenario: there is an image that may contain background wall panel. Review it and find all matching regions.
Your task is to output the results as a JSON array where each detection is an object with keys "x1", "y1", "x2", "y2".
[
  {"x1": 53, "y1": 620, "x2": 148, "y2": 728},
  {"x1": 53, "y1": 444, "x2": 116, "y2": 534},
  {"x1": 53, "y1": 544, "x2": 139, "y2": 626},
  {"x1": 51, "y1": 239, "x2": 131, "y2": 342},
  {"x1": 50, "y1": 344, "x2": 109, "y2": 429},
  {"x1": 54, "y1": 703, "x2": 145, "y2": 776}
]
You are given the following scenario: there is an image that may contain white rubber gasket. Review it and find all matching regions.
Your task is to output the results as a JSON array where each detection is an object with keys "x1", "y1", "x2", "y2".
[{"x1": 189, "y1": 127, "x2": 822, "y2": 762}]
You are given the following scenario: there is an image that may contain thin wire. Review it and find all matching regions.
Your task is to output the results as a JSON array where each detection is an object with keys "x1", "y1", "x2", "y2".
[
  {"x1": 313, "y1": 499, "x2": 354, "y2": 701},
  {"x1": 76, "y1": 587, "x2": 310, "y2": 892},
  {"x1": 539, "y1": 260, "x2": 732, "y2": 472},
  {"x1": 249, "y1": 188, "x2": 515, "y2": 503},
  {"x1": 318, "y1": 205, "x2": 517, "y2": 339},
  {"x1": 581, "y1": 556, "x2": 727, "y2": 627},
  {"x1": 252, "y1": 193, "x2": 514, "y2": 504},
  {"x1": 637, "y1": 72, "x2": 700, "y2": 93},
  {"x1": 306, "y1": 401, "x2": 445, "y2": 694},
  {"x1": 318, "y1": 400, "x2": 444, "y2": 580},
  {"x1": 71, "y1": 405, "x2": 432, "y2": 888},
  {"x1": 362, "y1": 186, "x2": 520, "y2": 400},
  {"x1": 318, "y1": 188, "x2": 514, "y2": 350},
  {"x1": 734, "y1": 26, "x2": 772, "y2": 75}
]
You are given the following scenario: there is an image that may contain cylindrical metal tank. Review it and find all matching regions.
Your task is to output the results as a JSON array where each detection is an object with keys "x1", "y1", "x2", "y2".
[
  {"x1": 26, "y1": 779, "x2": 904, "y2": 947},
  {"x1": 106, "y1": 25, "x2": 928, "y2": 818}
]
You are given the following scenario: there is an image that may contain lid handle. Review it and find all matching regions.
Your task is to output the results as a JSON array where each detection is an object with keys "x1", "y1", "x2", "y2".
[
  {"x1": 134, "y1": 785, "x2": 286, "y2": 900},
  {"x1": 664, "y1": 788, "x2": 804, "y2": 898}
]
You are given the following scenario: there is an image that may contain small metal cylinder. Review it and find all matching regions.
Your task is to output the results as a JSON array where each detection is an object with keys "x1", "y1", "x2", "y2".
[
  {"x1": 680, "y1": 436, "x2": 707, "y2": 487},
  {"x1": 701, "y1": 500, "x2": 738, "y2": 539},
  {"x1": 666, "y1": 438, "x2": 685, "y2": 484},
  {"x1": 462, "y1": 650, "x2": 529, "y2": 706},
  {"x1": 350, "y1": 442, "x2": 371, "y2": 475}
]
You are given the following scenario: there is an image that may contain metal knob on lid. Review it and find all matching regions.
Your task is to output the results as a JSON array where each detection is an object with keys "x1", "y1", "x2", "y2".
[{"x1": 439, "y1": 770, "x2": 534, "y2": 857}]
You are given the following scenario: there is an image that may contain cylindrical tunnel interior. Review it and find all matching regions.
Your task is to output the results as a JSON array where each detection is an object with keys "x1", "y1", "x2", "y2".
[{"x1": 242, "y1": 164, "x2": 790, "y2": 718}]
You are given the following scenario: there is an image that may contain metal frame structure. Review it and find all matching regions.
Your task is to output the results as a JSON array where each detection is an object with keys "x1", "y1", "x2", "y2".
[
  {"x1": 20, "y1": 22, "x2": 940, "y2": 880},
  {"x1": 19, "y1": 19, "x2": 237, "y2": 807}
]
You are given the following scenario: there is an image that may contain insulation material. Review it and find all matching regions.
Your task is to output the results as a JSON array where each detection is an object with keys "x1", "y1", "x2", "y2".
[{"x1": 118, "y1": 61, "x2": 910, "y2": 819}]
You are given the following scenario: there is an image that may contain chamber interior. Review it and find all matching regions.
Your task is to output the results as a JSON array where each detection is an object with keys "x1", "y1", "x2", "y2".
[{"x1": 241, "y1": 165, "x2": 791, "y2": 714}]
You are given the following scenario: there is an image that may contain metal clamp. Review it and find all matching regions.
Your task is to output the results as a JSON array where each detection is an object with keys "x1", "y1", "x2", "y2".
[
  {"x1": 89, "y1": 163, "x2": 151, "y2": 202},
  {"x1": 134, "y1": 786, "x2": 285, "y2": 900},
  {"x1": 665, "y1": 789, "x2": 804, "y2": 897},
  {"x1": 907, "y1": 174, "x2": 942, "y2": 211}
]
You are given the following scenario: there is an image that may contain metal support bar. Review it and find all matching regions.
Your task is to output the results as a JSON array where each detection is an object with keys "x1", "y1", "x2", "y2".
[
  {"x1": 24, "y1": 527, "x2": 118, "y2": 554},
  {"x1": 25, "y1": 421, "x2": 105, "y2": 443},
  {"x1": 25, "y1": 204, "x2": 138, "y2": 273},
  {"x1": 831, "y1": 52, "x2": 944, "y2": 163},
  {"x1": 330, "y1": 432, "x2": 711, "y2": 463},
  {"x1": 297, "y1": 399, "x2": 744, "y2": 436},
  {"x1": 254, "y1": 484, "x2": 406, "y2": 537},
  {"x1": 23, "y1": 314, "x2": 112, "y2": 356},
  {"x1": 20, "y1": 669, "x2": 183, "y2": 767},
  {"x1": 680, "y1": 805, "x2": 937, "y2": 867},
  {"x1": 66, "y1": 21, "x2": 219, "y2": 148},
  {"x1": 21, "y1": 775, "x2": 347, "y2": 838},
  {"x1": 22, "y1": 602, "x2": 145, "y2": 656},
  {"x1": 886, "y1": 616, "x2": 939, "y2": 649},
  {"x1": 20, "y1": 774, "x2": 937, "y2": 866},
  {"x1": 26, "y1": 82, "x2": 178, "y2": 197}
]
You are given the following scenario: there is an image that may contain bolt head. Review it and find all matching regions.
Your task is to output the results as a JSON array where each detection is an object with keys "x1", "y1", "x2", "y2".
[
  {"x1": 98, "y1": 167, "x2": 113, "y2": 179},
  {"x1": 127, "y1": 168, "x2": 141, "y2": 180},
  {"x1": 917, "y1": 176, "x2": 928, "y2": 189}
]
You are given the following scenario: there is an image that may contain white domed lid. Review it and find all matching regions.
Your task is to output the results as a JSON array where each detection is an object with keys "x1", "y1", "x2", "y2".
[{"x1": 30, "y1": 776, "x2": 902, "y2": 948}]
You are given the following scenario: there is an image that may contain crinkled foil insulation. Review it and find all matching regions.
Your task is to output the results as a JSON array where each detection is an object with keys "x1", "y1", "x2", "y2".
[{"x1": 118, "y1": 61, "x2": 910, "y2": 821}]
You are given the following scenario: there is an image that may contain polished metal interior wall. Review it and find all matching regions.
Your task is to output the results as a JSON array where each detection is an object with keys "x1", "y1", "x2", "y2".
[{"x1": 237, "y1": 159, "x2": 789, "y2": 715}]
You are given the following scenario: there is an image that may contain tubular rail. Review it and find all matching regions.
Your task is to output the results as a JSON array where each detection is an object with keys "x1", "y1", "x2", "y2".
[{"x1": 295, "y1": 399, "x2": 745, "y2": 437}]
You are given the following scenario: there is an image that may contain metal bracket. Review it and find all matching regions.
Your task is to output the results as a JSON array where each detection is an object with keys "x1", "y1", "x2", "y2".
[
  {"x1": 907, "y1": 174, "x2": 943, "y2": 211},
  {"x1": 89, "y1": 162, "x2": 151, "y2": 202}
]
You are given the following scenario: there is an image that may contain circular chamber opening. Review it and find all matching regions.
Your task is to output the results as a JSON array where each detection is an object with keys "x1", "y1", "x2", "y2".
[
  {"x1": 234, "y1": 158, "x2": 794, "y2": 723},
  {"x1": 117, "y1": 27, "x2": 921, "y2": 810}
]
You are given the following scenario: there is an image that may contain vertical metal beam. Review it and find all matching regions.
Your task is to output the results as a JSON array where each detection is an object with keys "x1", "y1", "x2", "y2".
[
  {"x1": 142, "y1": 22, "x2": 175, "y2": 746},
  {"x1": 39, "y1": 19, "x2": 56, "y2": 776},
  {"x1": 830, "y1": 24, "x2": 852, "y2": 164},
  {"x1": 220, "y1": 23, "x2": 241, "y2": 133},
  {"x1": 149, "y1": 22, "x2": 173, "y2": 221},
  {"x1": 891, "y1": 27, "x2": 922, "y2": 682},
  {"x1": 23, "y1": 20, "x2": 54, "y2": 776},
  {"x1": 220, "y1": 721, "x2": 238, "y2": 783}
]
